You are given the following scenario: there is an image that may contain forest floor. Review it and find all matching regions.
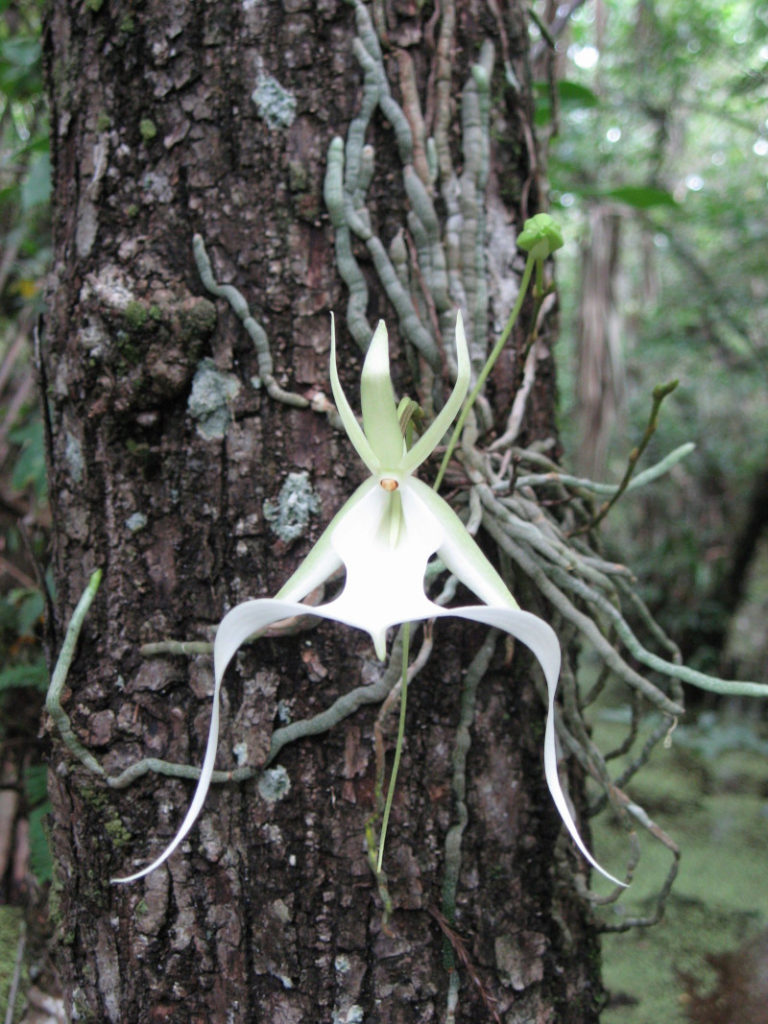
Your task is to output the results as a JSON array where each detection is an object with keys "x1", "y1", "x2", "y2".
[{"x1": 594, "y1": 704, "x2": 768, "y2": 1024}]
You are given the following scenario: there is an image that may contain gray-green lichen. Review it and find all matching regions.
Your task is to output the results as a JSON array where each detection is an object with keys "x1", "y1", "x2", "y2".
[
  {"x1": 333, "y1": 1007, "x2": 364, "y2": 1024},
  {"x1": 258, "y1": 765, "x2": 291, "y2": 803},
  {"x1": 65, "y1": 431, "x2": 84, "y2": 484},
  {"x1": 251, "y1": 73, "x2": 297, "y2": 129},
  {"x1": 263, "y1": 471, "x2": 320, "y2": 543},
  {"x1": 494, "y1": 931, "x2": 546, "y2": 991},
  {"x1": 270, "y1": 898, "x2": 292, "y2": 924},
  {"x1": 187, "y1": 358, "x2": 241, "y2": 440},
  {"x1": 125, "y1": 512, "x2": 148, "y2": 533}
]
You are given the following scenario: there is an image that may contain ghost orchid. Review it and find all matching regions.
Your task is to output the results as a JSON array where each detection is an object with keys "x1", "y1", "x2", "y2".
[{"x1": 114, "y1": 313, "x2": 621, "y2": 886}]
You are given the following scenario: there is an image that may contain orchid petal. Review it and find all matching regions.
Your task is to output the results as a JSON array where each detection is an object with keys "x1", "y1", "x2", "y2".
[
  {"x1": 325, "y1": 481, "x2": 438, "y2": 657},
  {"x1": 405, "y1": 477, "x2": 519, "y2": 610},
  {"x1": 330, "y1": 313, "x2": 379, "y2": 474},
  {"x1": 112, "y1": 596, "x2": 322, "y2": 883},
  {"x1": 400, "y1": 311, "x2": 471, "y2": 475},
  {"x1": 275, "y1": 479, "x2": 376, "y2": 603},
  {"x1": 430, "y1": 603, "x2": 624, "y2": 887}
]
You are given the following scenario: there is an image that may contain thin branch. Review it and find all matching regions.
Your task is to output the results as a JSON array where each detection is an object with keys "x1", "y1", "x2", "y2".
[{"x1": 572, "y1": 380, "x2": 680, "y2": 535}]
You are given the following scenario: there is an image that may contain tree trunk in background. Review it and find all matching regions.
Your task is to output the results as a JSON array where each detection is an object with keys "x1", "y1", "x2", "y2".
[
  {"x1": 42, "y1": 1, "x2": 601, "y2": 1021},
  {"x1": 680, "y1": 453, "x2": 768, "y2": 675},
  {"x1": 575, "y1": 205, "x2": 624, "y2": 480}
]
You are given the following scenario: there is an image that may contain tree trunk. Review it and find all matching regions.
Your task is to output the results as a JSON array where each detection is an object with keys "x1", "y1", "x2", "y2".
[
  {"x1": 575, "y1": 205, "x2": 624, "y2": 480},
  {"x1": 42, "y1": 1, "x2": 601, "y2": 1021}
]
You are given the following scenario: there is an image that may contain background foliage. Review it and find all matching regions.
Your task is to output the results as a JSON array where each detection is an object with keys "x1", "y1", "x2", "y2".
[
  {"x1": 538, "y1": 1, "x2": 768, "y2": 1016},
  {"x1": 1, "y1": 0, "x2": 52, "y2": 909},
  {"x1": 543, "y1": 0, "x2": 768, "y2": 681}
]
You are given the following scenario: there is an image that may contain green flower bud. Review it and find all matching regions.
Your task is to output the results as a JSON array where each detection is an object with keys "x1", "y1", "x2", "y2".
[{"x1": 517, "y1": 213, "x2": 564, "y2": 258}]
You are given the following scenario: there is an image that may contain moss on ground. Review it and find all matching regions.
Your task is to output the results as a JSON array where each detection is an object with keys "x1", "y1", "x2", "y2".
[
  {"x1": 591, "y1": 711, "x2": 768, "y2": 1022},
  {"x1": 0, "y1": 906, "x2": 26, "y2": 1023}
]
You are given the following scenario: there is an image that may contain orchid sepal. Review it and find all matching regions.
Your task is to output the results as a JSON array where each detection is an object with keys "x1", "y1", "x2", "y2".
[{"x1": 360, "y1": 319, "x2": 406, "y2": 468}]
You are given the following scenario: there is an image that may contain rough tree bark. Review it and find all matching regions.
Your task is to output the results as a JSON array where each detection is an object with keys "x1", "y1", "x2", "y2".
[{"x1": 42, "y1": 1, "x2": 602, "y2": 1021}]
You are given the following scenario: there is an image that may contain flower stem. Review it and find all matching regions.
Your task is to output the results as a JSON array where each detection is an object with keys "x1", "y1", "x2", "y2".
[
  {"x1": 377, "y1": 621, "x2": 411, "y2": 872},
  {"x1": 434, "y1": 252, "x2": 537, "y2": 491}
]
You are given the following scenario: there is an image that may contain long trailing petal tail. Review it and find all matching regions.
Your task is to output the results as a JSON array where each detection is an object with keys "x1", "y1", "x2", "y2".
[
  {"x1": 113, "y1": 596, "x2": 623, "y2": 885},
  {"x1": 112, "y1": 598, "x2": 325, "y2": 883},
  {"x1": 434, "y1": 603, "x2": 625, "y2": 887}
]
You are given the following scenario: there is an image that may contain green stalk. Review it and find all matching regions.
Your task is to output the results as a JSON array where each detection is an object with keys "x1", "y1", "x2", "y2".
[
  {"x1": 434, "y1": 251, "x2": 537, "y2": 491},
  {"x1": 377, "y1": 621, "x2": 410, "y2": 872}
]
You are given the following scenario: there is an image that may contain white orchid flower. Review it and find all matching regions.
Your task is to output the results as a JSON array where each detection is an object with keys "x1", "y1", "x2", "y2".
[{"x1": 115, "y1": 314, "x2": 621, "y2": 886}]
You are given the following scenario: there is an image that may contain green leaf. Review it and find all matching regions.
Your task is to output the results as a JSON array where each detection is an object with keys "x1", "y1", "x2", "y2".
[
  {"x1": 16, "y1": 588, "x2": 45, "y2": 637},
  {"x1": 727, "y1": 66, "x2": 768, "y2": 97},
  {"x1": 0, "y1": 36, "x2": 41, "y2": 72},
  {"x1": 533, "y1": 79, "x2": 601, "y2": 125},
  {"x1": 24, "y1": 763, "x2": 49, "y2": 807},
  {"x1": 0, "y1": 659, "x2": 48, "y2": 693},
  {"x1": 604, "y1": 185, "x2": 678, "y2": 209},
  {"x1": 0, "y1": 35, "x2": 42, "y2": 97},
  {"x1": 556, "y1": 80, "x2": 601, "y2": 107},
  {"x1": 557, "y1": 183, "x2": 679, "y2": 209},
  {"x1": 9, "y1": 415, "x2": 47, "y2": 500}
]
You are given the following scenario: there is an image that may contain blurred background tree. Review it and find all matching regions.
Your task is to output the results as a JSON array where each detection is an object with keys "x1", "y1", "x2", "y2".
[
  {"x1": 1, "y1": 0, "x2": 52, "y2": 895},
  {"x1": 542, "y1": 0, "x2": 768, "y2": 683},
  {"x1": 1, "y1": 1, "x2": 55, "y2": 1017}
]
